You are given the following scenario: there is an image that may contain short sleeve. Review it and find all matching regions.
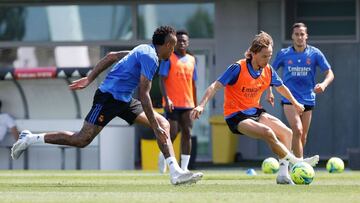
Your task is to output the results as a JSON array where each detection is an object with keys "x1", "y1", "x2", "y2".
[
  {"x1": 271, "y1": 51, "x2": 284, "y2": 71},
  {"x1": 193, "y1": 61, "x2": 198, "y2": 81},
  {"x1": 159, "y1": 60, "x2": 170, "y2": 77},
  {"x1": 140, "y1": 53, "x2": 158, "y2": 81},
  {"x1": 270, "y1": 66, "x2": 283, "y2": 87},
  {"x1": 315, "y1": 50, "x2": 331, "y2": 72},
  {"x1": 217, "y1": 64, "x2": 241, "y2": 86}
]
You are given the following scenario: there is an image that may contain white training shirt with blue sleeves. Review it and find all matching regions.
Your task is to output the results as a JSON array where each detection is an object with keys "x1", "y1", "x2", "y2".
[
  {"x1": 272, "y1": 45, "x2": 331, "y2": 106},
  {"x1": 99, "y1": 44, "x2": 159, "y2": 102}
]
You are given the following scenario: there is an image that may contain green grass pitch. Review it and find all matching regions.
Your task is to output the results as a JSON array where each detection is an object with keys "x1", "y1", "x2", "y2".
[{"x1": 0, "y1": 170, "x2": 359, "y2": 203}]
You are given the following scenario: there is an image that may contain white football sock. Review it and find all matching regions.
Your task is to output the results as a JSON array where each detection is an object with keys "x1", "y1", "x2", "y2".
[
  {"x1": 278, "y1": 159, "x2": 290, "y2": 176},
  {"x1": 29, "y1": 133, "x2": 45, "y2": 144},
  {"x1": 276, "y1": 140, "x2": 302, "y2": 164},
  {"x1": 283, "y1": 153, "x2": 303, "y2": 165},
  {"x1": 159, "y1": 152, "x2": 165, "y2": 161},
  {"x1": 180, "y1": 154, "x2": 191, "y2": 171},
  {"x1": 166, "y1": 157, "x2": 184, "y2": 176}
]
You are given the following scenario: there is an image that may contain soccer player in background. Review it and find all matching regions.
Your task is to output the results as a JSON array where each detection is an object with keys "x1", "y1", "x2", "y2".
[
  {"x1": 11, "y1": 26, "x2": 202, "y2": 185},
  {"x1": 158, "y1": 30, "x2": 198, "y2": 173},
  {"x1": 0, "y1": 100, "x2": 19, "y2": 142},
  {"x1": 270, "y1": 22, "x2": 334, "y2": 160},
  {"x1": 191, "y1": 31, "x2": 319, "y2": 185}
]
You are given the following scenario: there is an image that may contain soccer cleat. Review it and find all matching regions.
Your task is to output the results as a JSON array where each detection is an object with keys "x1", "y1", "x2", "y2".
[
  {"x1": 158, "y1": 153, "x2": 167, "y2": 174},
  {"x1": 11, "y1": 130, "x2": 32, "y2": 160},
  {"x1": 276, "y1": 174, "x2": 295, "y2": 185},
  {"x1": 170, "y1": 172, "x2": 195, "y2": 185},
  {"x1": 303, "y1": 155, "x2": 320, "y2": 167},
  {"x1": 191, "y1": 172, "x2": 204, "y2": 183},
  {"x1": 182, "y1": 169, "x2": 203, "y2": 183}
]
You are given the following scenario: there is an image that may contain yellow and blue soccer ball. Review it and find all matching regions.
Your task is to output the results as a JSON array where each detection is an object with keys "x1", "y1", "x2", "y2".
[
  {"x1": 326, "y1": 157, "x2": 345, "y2": 173},
  {"x1": 290, "y1": 162, "x2": 315, "y2": 185},
  {"x1": 261, "y1": 157, "x2": 279, "y2": 174}
]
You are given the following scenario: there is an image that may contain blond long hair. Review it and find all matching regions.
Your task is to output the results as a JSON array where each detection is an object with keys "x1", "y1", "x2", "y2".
[{"x1": 245, "y1": 31, "x2": 273, "y2": 59}]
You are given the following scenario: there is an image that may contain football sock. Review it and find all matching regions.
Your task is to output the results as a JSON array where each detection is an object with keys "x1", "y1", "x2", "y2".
[
  {"x1": 276, "y1": 140, "x2": 302, "y2": 164},
  {"x1": 283, "y1": 153, "x2": 303, "y2": 165},
  {"x1": 166, "y1": 157, "x2": 183, "y2": 176},
  {"x1": 180, "y1": 154, "x2": 190, "y2": 171},
  {"x1": 28, "y1": 133, "x2": 45, "y2": 144},
  {"x1": 159, "y1": 152, "x2": 165, "y2": 161},
  {"x1": 278, "y1": 159, "x2": 290, "y2": 176}
]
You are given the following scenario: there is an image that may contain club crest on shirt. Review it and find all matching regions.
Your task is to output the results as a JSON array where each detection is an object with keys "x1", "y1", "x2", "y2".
[
  {"x1": 306, "y1": 58, "x2": 311, "y2": 65},
  {"x1": 287, "y1": 60, "x2": 293, "y2": 65}
]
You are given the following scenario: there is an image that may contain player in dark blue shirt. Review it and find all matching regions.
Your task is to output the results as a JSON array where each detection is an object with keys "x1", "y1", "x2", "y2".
[{"x1": 11, "y1": 26, "x2": 202, "y2": 185}]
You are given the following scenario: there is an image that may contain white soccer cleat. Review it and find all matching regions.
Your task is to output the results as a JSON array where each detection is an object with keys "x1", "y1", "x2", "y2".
[
  {"x1": 11, "y1": 130, "x2": 32, "y2": 160},
  {"x1": 303, "y1": 155, "x2": 320, "y2": 167},
  {"x1": 276, "y1": 174, "x2": 295, "y2": 185},
  {"x1": 170, "y1": 172, "x2": 194, "y2": 185},
  {"x1": 183, "y1": 169, "x2": 203, "y2": 183},
  {"x1": 158, "y1": 152, "x2": 167, "y2": 174},
  {"x1": 191, "y1": 172, "x2": 204, "y2": 183}
]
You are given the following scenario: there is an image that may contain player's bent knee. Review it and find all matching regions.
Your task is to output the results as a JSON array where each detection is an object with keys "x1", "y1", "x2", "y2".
[
  {"x1": 158, "y1": 117, "x2": 170, "y2": 130},
  {"x1": 262, "y1": 127, "x2": 276, "y2": 143},
  {"x1": 292, "y1": 127, "x2": 303, "y2": 138},
  {"x1": 72, "y1": 138, "x2": 90, "y2": 148},
  {"x1": 72, "y1": 132, "x2": 94, "y2": 148}
]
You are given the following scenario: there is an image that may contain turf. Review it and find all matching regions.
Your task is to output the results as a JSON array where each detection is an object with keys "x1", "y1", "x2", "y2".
[{"x1": 0, "y1": 170, "x2": 359, "y2": 203}]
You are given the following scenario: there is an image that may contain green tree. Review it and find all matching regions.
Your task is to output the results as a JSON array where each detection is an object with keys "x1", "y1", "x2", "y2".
[
  {"x1": 186, "y1": 7, "x2": 213, "y2": 38},
  {"x1": 0, "y1": 7, "x2": 26, "y2": 41}
]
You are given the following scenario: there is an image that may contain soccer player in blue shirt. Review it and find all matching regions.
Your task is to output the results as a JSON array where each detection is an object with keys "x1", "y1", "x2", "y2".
[
  {"x1": 270, "y1": 22, "x2": 334, "y2": 174},
  {"x1": 191, "y1": 31, "x2": 319, "y2": 185},
  {"x1": 11, "y1": 26, "x2": 201, "y2": 185}
]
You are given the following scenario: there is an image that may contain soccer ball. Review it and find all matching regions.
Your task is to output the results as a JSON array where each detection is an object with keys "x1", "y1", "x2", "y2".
[
  {"x1": 326, "y1": 157, "x2": 344, "y2": 173},
  {"x1": 290, "y1": 162, "x2": 315, "y2": 185},
  {"x1": 261, "y1": 157, "x2": 279, "y2": 174}
]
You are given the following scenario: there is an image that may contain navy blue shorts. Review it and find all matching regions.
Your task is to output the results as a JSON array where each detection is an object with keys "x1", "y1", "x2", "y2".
[
  {"x1": 85, "y1": 89, "x2": 143, "y2": 126},
  {"x1": 165, "y1": 108, "x2": 192, "y2": 121},
  {"x1": 225, "y1": 108, "x2": 266, "y2": 134}
]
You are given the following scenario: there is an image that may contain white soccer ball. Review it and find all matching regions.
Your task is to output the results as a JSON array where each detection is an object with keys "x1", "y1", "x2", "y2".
[
  {"x1": 290, "y1": 162, "x2": 315, "y2": 185},
  {"x1": 326, "y1": 157, "x2": 345, "y2": 173},
  {"x1": 261, "y1": 157, "x2": 279, "y2": 174}
]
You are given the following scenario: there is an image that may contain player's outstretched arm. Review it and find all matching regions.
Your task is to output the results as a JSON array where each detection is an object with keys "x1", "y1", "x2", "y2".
[
  {"x1": 275, "y1": 85, "x2": 304, "y2": 114},
  {"x1": 69, "y1": 51, "x2": 130, "y2": 90},
  {"x1": 191, "y1": 81, "x2": 223, "y2": 120}
]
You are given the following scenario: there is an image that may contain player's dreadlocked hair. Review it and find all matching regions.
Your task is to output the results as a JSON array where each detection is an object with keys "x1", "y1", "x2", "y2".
[
  {"x1": 245, "y1": 31, "x2": 273, "y2": 59},
  {"x1": 152, "y1": 26, "x2": 176, "y2": 46}
]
